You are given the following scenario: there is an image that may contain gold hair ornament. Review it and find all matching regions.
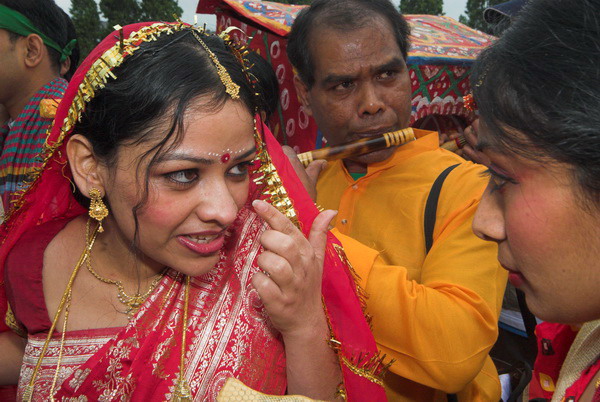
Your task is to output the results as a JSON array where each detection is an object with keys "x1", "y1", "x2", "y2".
[
  {"x1": 219, "y1": 27, "x2": 262, "y2": 106},
  {"x1": 189, "y1": 28, "x2": 240, "y2": 100},
  {"x1": 463, "y1": 93, "x2": 477, "y2": 112}
]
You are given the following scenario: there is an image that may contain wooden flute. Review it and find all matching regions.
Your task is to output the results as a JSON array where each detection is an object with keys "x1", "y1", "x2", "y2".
[
  {"x1": 440, "y1": 134, "x2": 466, "y2": 152},
  {"x1": 297, "y1": 127, "x2": 415, "y2": 167}
]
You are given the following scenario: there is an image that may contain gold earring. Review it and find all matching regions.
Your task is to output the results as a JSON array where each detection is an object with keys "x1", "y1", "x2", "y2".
[{"x1": 89, "y1": 188, "x2": 109, "y2": 232}]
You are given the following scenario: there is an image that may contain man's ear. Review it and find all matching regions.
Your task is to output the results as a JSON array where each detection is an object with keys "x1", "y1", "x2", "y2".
[
  {"x1": 293, "y1": 75, "x2": 313, "y2": 116},
  {"x1": 23, "y1": 34, "x2": 46, "y2": 68},
  {"x1": 67, "y1": 134, "x2": 108, "y2": 197},
  {"x1": 60, "y1": 56, "x2": 71, "y2": 77}
]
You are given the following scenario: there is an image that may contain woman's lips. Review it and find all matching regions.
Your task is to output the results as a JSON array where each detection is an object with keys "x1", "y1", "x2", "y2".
[
  {"x1": 177, "y1": 232, "x2": 226, "y2": 255},
  {"x1": 507, "y1": 271, "x2": 525, "y2": 288},
  {"x1": 501, "y1": 263, "x2": 525, "y2": 288}
]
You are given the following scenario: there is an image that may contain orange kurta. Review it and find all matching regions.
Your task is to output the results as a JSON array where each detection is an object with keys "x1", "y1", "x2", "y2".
[{"x1": 317, "y1": 129, "x2": 507, "y2": 401}]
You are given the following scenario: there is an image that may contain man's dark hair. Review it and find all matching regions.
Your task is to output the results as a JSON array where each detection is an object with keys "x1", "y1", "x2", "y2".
[
  {"x1": 1, "y1": 0, "x2": 70, "y2": 73},
  {"x1": 473, "y1": 0, "x2": 600, "y2": 205},
  {"x1": 60, "y1": 7, "x2": 80, "y2": 80},
  {"x1": 287, "y1": 0, "x2": 411, "y2": 88}
]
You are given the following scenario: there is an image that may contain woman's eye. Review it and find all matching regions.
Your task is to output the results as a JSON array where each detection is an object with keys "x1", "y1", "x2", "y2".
[
  {"x1": 228, "y1": 161, "x2": 253, "y2": 178},
  {"x1": 166, "y1": 169, "x2": 198, "y2": 184},
  {"x1": 482, "y1": 168, "x2": 517, "y2": 192}
]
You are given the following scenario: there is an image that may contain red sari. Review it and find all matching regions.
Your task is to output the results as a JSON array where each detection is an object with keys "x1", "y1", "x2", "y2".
[{"x1": 0, "y1": 22, "x2": 386, "y2": 401}]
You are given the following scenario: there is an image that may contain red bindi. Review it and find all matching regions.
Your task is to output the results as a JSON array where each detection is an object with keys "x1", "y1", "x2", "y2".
[{"x1": 221, "y1": 153, "x2": 231, "y2": 163}]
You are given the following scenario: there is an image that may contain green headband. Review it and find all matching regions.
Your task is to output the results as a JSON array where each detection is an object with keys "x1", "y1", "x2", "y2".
[{"x1": 0, "y1": 4, "x2": 76, "y2": 63}]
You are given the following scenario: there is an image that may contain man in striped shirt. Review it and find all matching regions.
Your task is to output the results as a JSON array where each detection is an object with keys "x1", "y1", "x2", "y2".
[{"x1": 0, "y1": 0, "x2": 76, "y2": 213}]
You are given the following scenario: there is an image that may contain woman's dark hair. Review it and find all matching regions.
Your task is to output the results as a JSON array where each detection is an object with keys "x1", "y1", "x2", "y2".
[
  {"x1": 74, "y1": 29, "x2": 258, "y2": 213},
  {"x1": 287, "y1": 0, "x2": 411, "y2": 88},
  {"x1": 247, "y1": 50, "x2": 279, "y2": 121},
  {"x1": 472, "y1": 0, "x2": 600, "y2": 205},
  {"x1": 1, "y1": 0, "x2": 70, "y2": 73}
]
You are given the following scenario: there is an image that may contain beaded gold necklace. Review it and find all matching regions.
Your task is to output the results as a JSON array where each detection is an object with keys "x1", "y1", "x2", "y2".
[{"x1": 85, "y1": 246, "x2": 166, "y2": 318}]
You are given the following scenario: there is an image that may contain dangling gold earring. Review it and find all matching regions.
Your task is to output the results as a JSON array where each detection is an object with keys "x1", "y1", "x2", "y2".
[{"x1": 88, "y1": 188, "x2": 109, "y2": 232}]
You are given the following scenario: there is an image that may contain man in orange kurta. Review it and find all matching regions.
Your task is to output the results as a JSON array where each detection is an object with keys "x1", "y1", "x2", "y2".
[{"x1": 287, "y1": 0, "x2": 507, "y2": 400}]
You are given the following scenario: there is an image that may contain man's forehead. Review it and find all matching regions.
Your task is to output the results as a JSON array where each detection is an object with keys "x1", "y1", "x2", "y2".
[{"x1": 308, "y1": 21, "x2": 403, "y2": 79}]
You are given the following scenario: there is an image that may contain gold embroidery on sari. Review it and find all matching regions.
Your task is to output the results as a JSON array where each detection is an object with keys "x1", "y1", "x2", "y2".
[{"x1": 324, "y1": 243, "x2": 390, "y2": 388}]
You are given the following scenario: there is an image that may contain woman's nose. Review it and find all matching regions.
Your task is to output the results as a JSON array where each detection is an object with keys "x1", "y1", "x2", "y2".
[
  {"x1": 194, "y1": 180, "x2": 241, "y2": 227},
  {"x1": 473, "y1": 183, "x2": 506, "y2": 243}
]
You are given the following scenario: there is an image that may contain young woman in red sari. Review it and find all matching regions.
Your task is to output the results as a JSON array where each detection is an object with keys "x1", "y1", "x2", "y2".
[
  {"x1": 470, "y1": 0, "x2": 600, "y2": 400},
  {"x1": 0, "y1": 22, "x2": 386, "y2": 401}
]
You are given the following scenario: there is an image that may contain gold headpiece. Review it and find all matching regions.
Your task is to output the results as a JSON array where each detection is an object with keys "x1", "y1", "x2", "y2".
[
  {"x1": 190, "y1": 28, "x2": 240, "y2": 100},
  {"x1": 219, "y1": 27, "x2": 261, "y2": 107}
]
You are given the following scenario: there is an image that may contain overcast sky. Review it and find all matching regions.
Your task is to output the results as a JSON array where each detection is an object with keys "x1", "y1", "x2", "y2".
[{"x1": 54, "y1": 0, "x2": 469, "y2": 31}]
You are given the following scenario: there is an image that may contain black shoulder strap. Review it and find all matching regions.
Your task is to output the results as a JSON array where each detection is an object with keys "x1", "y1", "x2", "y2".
[
  {"x1": 424, "y1": 164, "x2": 460, "y2": 254},
  {"x1": 516, "y1": 288, "x2": 538, "y2": 341}
]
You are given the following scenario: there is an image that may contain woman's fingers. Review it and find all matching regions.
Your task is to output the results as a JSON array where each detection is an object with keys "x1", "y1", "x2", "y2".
[
  {"x1": 251, "y1": 199, "x2": 333, "y2": 335},
  {"x1": 252, "y1": 199, "x2": 300, "y2": 238},
  {"x1": 308, "y1": 209, "x2": 337, "y2": 264},
  {"x1": 252, "y1": 271, "x2": 284, "y2": 305},
  {"x1": 257, "y1": 249, "x2": 295, "y2": 288}
]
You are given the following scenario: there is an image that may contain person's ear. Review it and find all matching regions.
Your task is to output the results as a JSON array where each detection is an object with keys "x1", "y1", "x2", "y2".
[
  {"x1": 293, "y1": 75, "x2": 313, "y2": 116},
  {"x1": 60, "y1": 56, "x2": 71, "y2": 77},
  {"x1": 23, "y1": 34, "x2": 46, "y2": 68},
  {"x1": 67, "y1": 134, "x2": 108, "y2": 197}
]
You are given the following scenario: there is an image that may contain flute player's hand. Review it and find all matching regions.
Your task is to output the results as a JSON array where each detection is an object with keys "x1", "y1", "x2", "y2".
[
  {"x1": 282, "y1": 146, "x2": 327, "y2": 202},
  {"x1": 461, "y1": 119, "x2": 491, "y2": 165}
]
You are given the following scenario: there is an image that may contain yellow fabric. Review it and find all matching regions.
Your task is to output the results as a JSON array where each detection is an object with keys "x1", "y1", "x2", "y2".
[
  {"x1": 319, "y1": 129, "x2": 507, "y2": 401},
  {"x1": 217, "y1": 378, "x2": 325, "y2": 401}
]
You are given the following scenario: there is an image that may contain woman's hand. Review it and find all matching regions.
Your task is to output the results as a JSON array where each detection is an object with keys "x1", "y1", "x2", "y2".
[
  {"x1": 251, "y1": 199, "x2": 336, "y2": 337},
  {"x1": 251, "y1": 199, "x2": 341, "y2": 399}
]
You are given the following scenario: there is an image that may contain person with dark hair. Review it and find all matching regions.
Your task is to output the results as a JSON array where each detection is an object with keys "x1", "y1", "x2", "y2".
[
  {"x1": 247, "y1": 49, "x2": 280, "y2": 122},
  {"x1": 0, "y1": 22, "x2": 387, "y2": 400},
  {"x1": 59, "y1": 7, "x2": 80, "y2": 81},
  {"x1": 483, "y1": 0, "x2": 526, "y2": 35},
  {"x1": 471, "y1": 0, "x2": 600, "y2": 400},
  {"x1": 287, "y1": 0, "x2": 507, "y2": 400},
  {"x1": 0, "y1": 0, "x2": 76, "y2": 213}
]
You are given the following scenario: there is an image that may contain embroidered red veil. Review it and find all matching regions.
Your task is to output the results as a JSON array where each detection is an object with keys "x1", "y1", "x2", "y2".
[{"x1": 0, "y1": 22, "x2": 386, "y2": 401}]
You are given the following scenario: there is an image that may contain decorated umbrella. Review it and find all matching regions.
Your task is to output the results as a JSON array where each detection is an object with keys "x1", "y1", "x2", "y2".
[{"x1": 197, "y1": 0, "x2": 494, "y2": 153}]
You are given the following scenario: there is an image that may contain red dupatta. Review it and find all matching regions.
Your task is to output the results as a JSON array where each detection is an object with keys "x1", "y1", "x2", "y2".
[{"x1": 0, "y1": 22, "x2": 387, "y2": 401}]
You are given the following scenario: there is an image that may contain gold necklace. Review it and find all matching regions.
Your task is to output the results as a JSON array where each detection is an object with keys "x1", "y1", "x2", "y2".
[
  {"x1": 85, "y1": 240, "x2": 166, "y2": 317},
  {"x1": 172, "y1": 275, "x2": 192, "y2": 401},
  {"x1": 24, "y1": 220, "x2": 191, "y2": 400},
  {"x1": 23, "y1": 220, "x2": 100, "y2": 402}
]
